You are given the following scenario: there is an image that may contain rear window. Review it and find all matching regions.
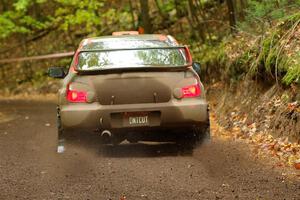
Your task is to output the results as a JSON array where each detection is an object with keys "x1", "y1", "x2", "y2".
[{"x1": 77, "y1": 48, "x2": 189, "y2": 71}]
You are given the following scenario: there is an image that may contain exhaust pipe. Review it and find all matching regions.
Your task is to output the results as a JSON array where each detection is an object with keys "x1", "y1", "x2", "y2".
[
  {"x1": 101, "y1": 130, "x2": 112, "y2": 137},
  {"x1": 101, "y1": 130, "x2": 112, "y2": 144}
]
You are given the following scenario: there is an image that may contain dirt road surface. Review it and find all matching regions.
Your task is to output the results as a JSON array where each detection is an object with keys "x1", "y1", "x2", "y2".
[{"x1": 0, "y1": 99, "x2": 300, "y2": 200}]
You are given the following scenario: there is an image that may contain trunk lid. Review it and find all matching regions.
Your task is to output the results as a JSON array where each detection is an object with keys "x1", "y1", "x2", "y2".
[
  {"x1": 72, "y1": 69, "x2": 199, "y2": 105},
  {"x1": 92, "y1": 72, "x2": 174, "y2": 105}
]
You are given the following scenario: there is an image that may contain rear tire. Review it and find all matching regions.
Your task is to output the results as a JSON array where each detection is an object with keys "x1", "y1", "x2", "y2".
[
  {"x1": 196, "y1": 110, "x2": 211, "y2": 145},
  {"x1": 194, "y1": 123, "x2": 211, "y2": 145},
  {"x1": 176, "y1": 129, "x2": 197, "y2": 151},
  {"x1": 177, "y1": 120, "x2": 211, "y2": 150}
]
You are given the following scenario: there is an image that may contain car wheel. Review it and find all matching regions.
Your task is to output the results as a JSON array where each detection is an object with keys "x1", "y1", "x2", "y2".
[
  {"x1": 194, "y1": 123, "x2": 211, "y2": 145},
  {"x1": 177, "y1": 121, "x2": 211, "y2": 150},
  {"x1": 176, "y1": 129, "x2": 197, "y2": 150}
]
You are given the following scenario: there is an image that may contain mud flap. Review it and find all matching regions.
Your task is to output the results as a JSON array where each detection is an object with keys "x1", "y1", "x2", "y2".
[
  {"x1": 57, "y1": 137, "x2": 65, "y2": 153},
  {"x1": 199, "y1": 110, "x2": 211, "y2": 145},
  {"x1": 57, "y1": 106, "x2": 65, "y2": 153},
  {"x1": 200, "y1": 125, "x2": 211, "y2": 145}
]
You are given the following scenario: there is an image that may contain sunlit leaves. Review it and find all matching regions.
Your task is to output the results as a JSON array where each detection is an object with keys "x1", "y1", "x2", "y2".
[
  {"x1": 53, "y1": 0, "x2": 103, "y2": 32},
  {"x1": 20, "y1": 15, "x2": 49, "y2": 30},
  {"x1": 0, "y1": 0, "x2": 54, "y2": 38},
  {"x1": 0, "y1": 14, "x2": 17, "y2": 38},
  {"x1": 0, "y1": 11, "x2": 31, "y2": 38},
  {"x1": 13, "y1": 0, "x2": 31, "y2": 11}
]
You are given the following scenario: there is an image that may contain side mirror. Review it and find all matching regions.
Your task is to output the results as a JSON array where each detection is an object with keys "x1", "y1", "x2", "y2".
[
  {"x1": 48, "y1": 67, "x2": 65, "y2": 79},
  {"x1": 192, "y1": 62, "x2": 201, "y2": 74}
]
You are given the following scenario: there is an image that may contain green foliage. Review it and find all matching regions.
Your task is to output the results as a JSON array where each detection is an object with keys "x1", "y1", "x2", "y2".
[
  {"x1": 229, "y1": 13, "x2": 300, "y2": 85},
  {"x1": 0, "y1": 13, "x2": 19, "y2": 38},
  {"x1": 246, "y1": 0, "x2": 300, "y2": 21},
  {"x1": 282, "y1": 63, "x2": 300, "y2": 84},
  {"x1": 246, "y1": 0, "x2": 286, "y2": 19},
  {"x1": 0, "y1": 1, "x2": 52, "y2": 38},
  {"x1": 238, "y1": 0, "x2": 300, "y2": 34},
  {"x1": 0, "y1": 0, "x2": 138, "y2": 41},
  {"x1": 14, "y1": 0, "x2": 31, "y2": 11},
  {"x1": 192, "y1": 42, "x2": 226, "y2": 66},
  {"x1": 54, "y1": 0, "x2": 104, "y2": 32},
  {"x1": 0, "y1": 0, "x2": 105, "y2": 38},
  {"x1": 197, "y1": 8, "x2": 300, "y2": 86},
  {"x1": 0, "y1": 11, "x2": 33, "y2": 38},
  {"x1": 159, "y1": 0, "x2": 175, "y2": 13}
]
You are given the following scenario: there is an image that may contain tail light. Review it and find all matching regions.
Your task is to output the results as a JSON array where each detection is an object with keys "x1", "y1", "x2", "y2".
[
  {"x1": 66, "y1": 84, "x2": 87, "y2": 103},
  {"x1": 181, "y1": 84, "x2": 201, "y2": 98}
]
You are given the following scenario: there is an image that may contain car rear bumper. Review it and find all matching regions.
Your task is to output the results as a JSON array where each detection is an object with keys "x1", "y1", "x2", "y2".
[{"x1": 60, "y1": 99, "x2": 209, "y2": 131}]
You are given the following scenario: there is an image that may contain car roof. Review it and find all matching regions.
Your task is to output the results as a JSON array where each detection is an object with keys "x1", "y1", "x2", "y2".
[{"x1": 79, "y1": 34, "x2": 179, "y2": 51}]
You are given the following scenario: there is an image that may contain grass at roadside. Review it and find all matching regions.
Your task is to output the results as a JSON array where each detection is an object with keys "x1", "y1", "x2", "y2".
[{"x1": 194, "y1": 12, "x2": 300, "y2": 86}]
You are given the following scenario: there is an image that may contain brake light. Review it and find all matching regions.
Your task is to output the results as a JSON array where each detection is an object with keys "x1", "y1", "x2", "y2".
[
  {"x1": 66, "y1": 85, "x2": 87, "y2": 103},
  {"x1": 181, "y1": 84, "x2": 201, "y2": 98}
]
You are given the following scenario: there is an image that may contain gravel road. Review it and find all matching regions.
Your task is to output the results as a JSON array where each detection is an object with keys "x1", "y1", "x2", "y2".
[{"x1": 0, "y1": 99, "x2": 299, "y2": 200}]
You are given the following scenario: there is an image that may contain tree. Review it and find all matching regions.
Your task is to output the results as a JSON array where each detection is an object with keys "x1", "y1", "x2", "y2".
[
  {"x1": 129, "y1": 0, "x2": 136, "y2": 29},
  {"x1": 139, "y1": 0, "x2": 152, "y2": 33},
  {"x1": 226, "y1": 0, "x2": 237, "y2": 33}
]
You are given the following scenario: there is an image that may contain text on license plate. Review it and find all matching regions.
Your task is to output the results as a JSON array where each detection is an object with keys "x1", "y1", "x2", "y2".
[{"x1": 129, "y1": 116, "x2": 148, "y2": 125}]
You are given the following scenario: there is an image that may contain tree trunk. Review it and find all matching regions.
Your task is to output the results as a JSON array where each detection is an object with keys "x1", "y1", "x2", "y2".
[
  {"x1": 154, "y1": 0, "x2": 165, "y2": 19},
  {"x1": 174, "y1": 0, "x2": 187, "y2": 17},
  {"x1": 0, "y1": 0, "x2": 7, "y2": 12},
  {"x1": 195, "y1": 0, "x2": 212, "y2": 43},
  {"x1": 226, "y1": 0, "x2": 237, "y2": 34},
  {"x1": 174, "y1": 0, "x2": 184, "y2": 33},
  {"x1": 187, "y1": 0, "x2": 206, "y2": 42},
  {"x1": 20, "y1": 35, "x2": 33, "y2": 81},
  {"x1": 239, "y1": 0, "x2": 247, "y2": 20},
  {"x1": 129, "y1": 0, "x2": 136, "y2": 29},
  {"x1": 139, "y1": 0, "x2": 152, "y2": 33}
]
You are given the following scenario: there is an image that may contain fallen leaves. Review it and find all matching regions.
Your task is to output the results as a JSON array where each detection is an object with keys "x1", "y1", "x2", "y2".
[
  {"x1": 211, "y1": 113, "x2": 300, "y2": 171},
  {"x1": 120, "y1": 195, "x2": 127, "y2": 200},
  {"x1": 245, "y1": 132, "x2": 300, "y2": 170},
  {"x1": 294, "y1": 160, "x2": 300, "y2": 170},
  {"x1": 287, "y1": 101, "x2": 300, "y2": 113}
]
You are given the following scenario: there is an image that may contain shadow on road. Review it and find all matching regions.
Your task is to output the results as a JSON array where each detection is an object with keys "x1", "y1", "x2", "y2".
[
  {"x1": 99, "y1": 142, "x2": 194, "y2": 158},
  {"x1": 63, "y1": 133, "x2": 195, "y2": 157}
]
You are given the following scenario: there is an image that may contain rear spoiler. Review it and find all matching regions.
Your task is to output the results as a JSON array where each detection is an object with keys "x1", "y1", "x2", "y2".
[{"x1": 74, "y1": 46, "x2": 193, "y2": 72}]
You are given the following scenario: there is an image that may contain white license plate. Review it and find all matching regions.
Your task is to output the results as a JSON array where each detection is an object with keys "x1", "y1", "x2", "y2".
[{"x1": 128, "y1": 116, "x2": 148, "y2": 125}]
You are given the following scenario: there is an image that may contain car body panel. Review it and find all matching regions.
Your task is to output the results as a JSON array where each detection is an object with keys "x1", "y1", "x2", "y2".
[{"x1": 60, "y1": 98, "x2": 208, "y2": 130}]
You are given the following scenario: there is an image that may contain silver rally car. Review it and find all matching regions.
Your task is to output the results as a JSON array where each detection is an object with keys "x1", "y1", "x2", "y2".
[{"x1": 48, "y1": 33, "x2": 210, "y2": 153}]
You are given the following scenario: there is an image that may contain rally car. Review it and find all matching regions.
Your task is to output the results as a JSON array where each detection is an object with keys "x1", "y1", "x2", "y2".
[{"x1": 48, "y1": 33, "x2": 210, "y2": 153}]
